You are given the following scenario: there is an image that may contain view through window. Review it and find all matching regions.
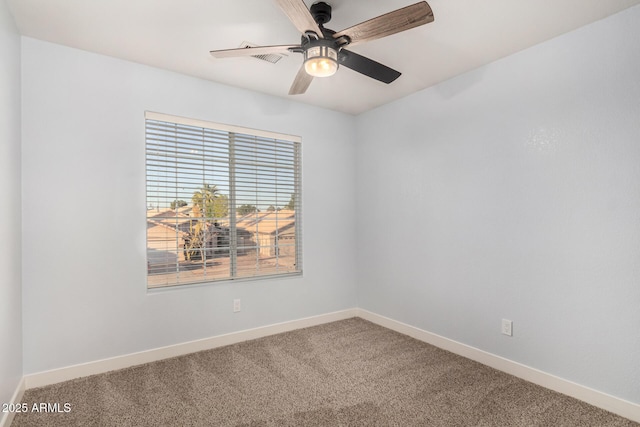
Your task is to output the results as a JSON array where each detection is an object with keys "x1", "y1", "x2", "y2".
[{"x1": 145, "y1": 112, "x2": 302, "y2": 288}]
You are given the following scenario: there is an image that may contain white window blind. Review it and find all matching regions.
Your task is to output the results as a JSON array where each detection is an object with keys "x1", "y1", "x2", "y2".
[{"x1": 145, "y1": 112, "x2": 302, "y2": 289}]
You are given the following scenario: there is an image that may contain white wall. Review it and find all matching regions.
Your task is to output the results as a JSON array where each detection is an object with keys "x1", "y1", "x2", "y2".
[
  {"x1": 21, "y1": 37, "x2": 357, "y2": 374},
  {"x1": 356, "y1": 5, "x2": 640, "y2": 404},
  {"x1": 0, "y1": 0, "x2": 22, "y2": 410}
]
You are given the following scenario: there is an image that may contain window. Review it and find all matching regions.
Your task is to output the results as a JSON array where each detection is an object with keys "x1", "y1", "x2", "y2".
[{"x1": 145, "y1": 112, "x2": 302, "y2": 289}]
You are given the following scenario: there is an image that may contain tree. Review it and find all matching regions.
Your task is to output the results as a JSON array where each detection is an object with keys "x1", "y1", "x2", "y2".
[
  {"x1": 267, "y1": 205, "x2": 276, "y2": 212},
  {"x1": 191, "y1": 183, "x2": 228, "y2": 219},
  {"x1": 237, "y1": 204, "x2": 259, "y2": 215},
  {"x1": 170, "y1": 199, "x2": 187, "y2": 210},
  {"x1": 285, "y1": 194, "x2": 295, "y2": 210},
  {"x1": 213, "y1": 194, "x2": 229, "y2": 219},
  {"x1": 184, "y1": 220, "x2": 212, "y2": 261}
]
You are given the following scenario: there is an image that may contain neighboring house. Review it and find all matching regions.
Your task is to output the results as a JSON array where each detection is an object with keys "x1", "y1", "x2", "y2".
[
  {"x1": 235, "y1": 210, "x2": 297, "y2": 264},
  {"x1": 146, "y1": 207, "x2": 192, "y2": 273},
  {"x1": 147, "y1": 205, "x2": 192, "y2": 233}
]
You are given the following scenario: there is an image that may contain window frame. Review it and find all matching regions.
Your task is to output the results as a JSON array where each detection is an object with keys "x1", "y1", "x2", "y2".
[{"x1": 145, "y1": 111, "x2": 302, "y2": 289}]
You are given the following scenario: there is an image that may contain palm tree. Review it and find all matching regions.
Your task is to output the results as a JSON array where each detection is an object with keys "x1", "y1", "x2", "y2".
[{"x1": 192, "y1": 183, "x2": 218, "y2": 218}]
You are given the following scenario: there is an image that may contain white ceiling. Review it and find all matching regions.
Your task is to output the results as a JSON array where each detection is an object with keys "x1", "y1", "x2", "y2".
[{"x1": 7, "y1": 0, "x2": 640, "y2": 115}]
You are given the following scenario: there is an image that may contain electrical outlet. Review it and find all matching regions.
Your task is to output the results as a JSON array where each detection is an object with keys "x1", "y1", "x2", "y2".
[
  {"x1": 501, "y1": 319, "x2": 513, "y2": 336},
  {"x1": 233, "y1": 299, "x2": 241, "y2": 313}
]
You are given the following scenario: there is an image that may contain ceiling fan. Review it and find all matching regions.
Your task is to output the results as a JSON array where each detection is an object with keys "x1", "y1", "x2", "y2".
[{"x1": 210, "y1": 0, "x2": 434, "y2": 95}]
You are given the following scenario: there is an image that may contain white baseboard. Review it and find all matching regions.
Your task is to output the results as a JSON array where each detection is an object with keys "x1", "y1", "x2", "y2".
[
  {"x1": 0, "y1": 377, "x2": 25, "y2": 427},
  {"x1": 24, "y1": 308, "x2": 358, "y2": 390},
  {"x1": 355, "y1": 308, "x2": 640, "y2": 424}
]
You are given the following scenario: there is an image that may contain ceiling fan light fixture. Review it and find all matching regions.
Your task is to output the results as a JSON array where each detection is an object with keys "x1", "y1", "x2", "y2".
[{"x1": 304, "y1": 45, "x2": 338, "y2": 77}]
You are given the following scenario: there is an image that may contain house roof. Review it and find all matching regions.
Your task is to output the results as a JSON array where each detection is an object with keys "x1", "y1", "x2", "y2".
[
  {"x1": 147, "y1": 206, "x2": 296, "y2": 236},
  {"x1": 236, "y1": 210, "x2": 296, "y2": 236}
]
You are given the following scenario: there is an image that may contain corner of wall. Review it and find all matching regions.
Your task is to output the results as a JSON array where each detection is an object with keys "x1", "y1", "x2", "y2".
[{"x1": 0, "y1": 0, "x2": 24, "y2": 417}]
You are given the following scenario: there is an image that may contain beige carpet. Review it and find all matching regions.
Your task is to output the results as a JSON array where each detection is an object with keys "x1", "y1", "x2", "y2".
[{"x1": 13, "y1": 318, "x2": 638, "y2": 426}]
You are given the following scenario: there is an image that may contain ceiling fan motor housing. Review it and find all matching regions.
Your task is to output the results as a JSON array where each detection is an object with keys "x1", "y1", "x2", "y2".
[{"x1": 310, "y1": 2, "x2": 332, "y2": 25}]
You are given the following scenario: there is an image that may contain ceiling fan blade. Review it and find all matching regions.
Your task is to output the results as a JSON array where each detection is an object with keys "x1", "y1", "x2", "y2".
[
  {"x1": 333, "y1": 1, "x2": 434, "y2": 47},
  {"x1": 338, "y1": 50, "x2": 401, "y2": 84},
  {"x1": 289, "y1": 65, "x2": 314, "y2": 95},
  {"x1": 210, "y1": 45, "x2": 299, "y2": 58},
  {"x1": 274, "y1": 0, "x2": 323, "y2": 36}
]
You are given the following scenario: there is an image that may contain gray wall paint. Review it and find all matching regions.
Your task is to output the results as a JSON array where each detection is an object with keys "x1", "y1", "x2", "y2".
[
  {"x1": 356, "y1": 6, "x2": 640, "y2": 403},
  {"x1": 21, "y1": 37, "x2": 357, "y2": 374},
  {"x1": 0, "y1": 0, "x2": 22, "y2": 409}
]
